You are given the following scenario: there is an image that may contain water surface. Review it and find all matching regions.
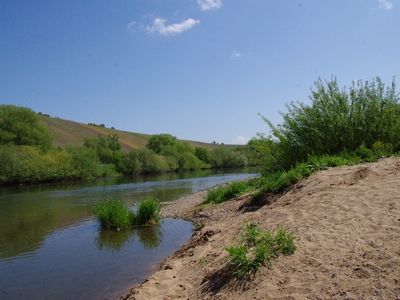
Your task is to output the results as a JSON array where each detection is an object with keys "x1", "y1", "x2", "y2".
[{"x1": 0, "y1": 169, "x2": 257, "y2": 299}]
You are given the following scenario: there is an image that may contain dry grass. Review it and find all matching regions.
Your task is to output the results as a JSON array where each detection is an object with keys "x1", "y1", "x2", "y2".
[{"x1": 40, "y1": 116, "x2": 228, "y2": 151}]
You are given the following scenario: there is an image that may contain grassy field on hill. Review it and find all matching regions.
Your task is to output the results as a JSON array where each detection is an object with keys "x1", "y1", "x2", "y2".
[{"x1": 40, "y1": 116, "x2": 227, "y2": 151}]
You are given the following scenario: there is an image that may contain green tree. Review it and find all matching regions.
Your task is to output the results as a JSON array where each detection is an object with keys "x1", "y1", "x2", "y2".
[
  {"x1": 121, "y1": 150, "x2": 143, "y2": 175},
  {"x1": 83, "y1": 134, "x2": 123, "y2": 169},
  {"x1": 67, "y1": 147, "x2": 105, "y2": 179},
  {"x1": 194, "y1": 147, "x2": 211, "y2": 164},
  {"x1": 137, "y1": 149, "x2": 168, "y2": 173},
  {"x1": 146, "y1": 134, "x2": 177, "y2": 154},
  {"x1": 0, "y1": 105, "x2": 52, "y2": 150}
]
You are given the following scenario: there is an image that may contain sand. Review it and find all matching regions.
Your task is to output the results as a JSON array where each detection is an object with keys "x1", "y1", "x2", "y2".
[{"x1": 123, "y1": 157, "x2": 400, "y2": 299}]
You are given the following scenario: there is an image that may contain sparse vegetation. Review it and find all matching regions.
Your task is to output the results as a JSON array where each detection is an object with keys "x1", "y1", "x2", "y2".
[
  {"x1": 205, "y1": 143, "x2": 394, "y2": 205},
  {"x1": 226, "y1": 224, "x2": 295, "y2": 279},
  {"x1": 205, "y1": 180, "x2": 258, "y2": 204}
]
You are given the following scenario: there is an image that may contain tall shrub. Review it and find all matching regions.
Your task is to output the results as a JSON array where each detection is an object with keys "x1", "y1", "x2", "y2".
[{"x1": 263, "y1": 77, "x2": 400, "y2": 170}]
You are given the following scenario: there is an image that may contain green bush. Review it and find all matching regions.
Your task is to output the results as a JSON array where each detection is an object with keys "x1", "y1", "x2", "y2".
[
  {"x1": 210, "y1": 148, "x2": 248, "y2": 168},
  {"x1": 137, "y1": 149, "x2": 169, "y2": 173},
  {"x1": 0, "y1": 145, "x2": 77, "y2": 184},
  {"x1": 67, "y1": 147, "x2": 109, "y2": 180},
  {"x1": 194, "y1": 147, "x2": 211, "y2": 164},
  {"x1": 261, "y1": 78, "x2": 400, "y2": 170},
  {"x1": 160, "y1": 140, "x2": 206, "y2": 171},
  {"x1": 120, "y1": 150, "x2": 143, "y2": 175},
  {"x1": 226, "y1": 224, "x2": 295, "y2": 279}
]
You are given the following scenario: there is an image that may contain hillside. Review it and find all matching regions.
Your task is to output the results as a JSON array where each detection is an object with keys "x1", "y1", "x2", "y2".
[{"x1": 40, "y1": 116, "x2": 227, "y2": 151}]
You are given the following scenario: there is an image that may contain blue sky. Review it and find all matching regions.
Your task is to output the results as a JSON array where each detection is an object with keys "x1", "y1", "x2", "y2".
[{"x1": 0, "y1": 0, "x2": 399, "y2": 144}]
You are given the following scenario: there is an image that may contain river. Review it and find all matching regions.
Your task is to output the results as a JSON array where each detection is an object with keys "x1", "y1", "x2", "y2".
[{"x1": 0, "y1": 169, "x2": 257, "y2": 300}]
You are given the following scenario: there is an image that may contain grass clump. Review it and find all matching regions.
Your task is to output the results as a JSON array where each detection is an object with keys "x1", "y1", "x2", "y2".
[
  {"x1": 94, "y1": 199, "x2": 133, "y2": 230},
  {"x1": 132, "y1": 197, "x2": 161, "y2": 226},
  {"x1": 94, "y1": 197, "x2": 161, "y2": 231},
  {"x1": 226, "y1": 224, "x2": 295, "y2": 280},
  {"x1": 205, "y1": 181, "x2": 254, "y2": 204}
]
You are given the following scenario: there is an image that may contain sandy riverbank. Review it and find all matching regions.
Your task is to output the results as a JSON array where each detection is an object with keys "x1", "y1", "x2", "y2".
[{"x1": 123, "y1": 157, "x2": 400, "y2": 299}]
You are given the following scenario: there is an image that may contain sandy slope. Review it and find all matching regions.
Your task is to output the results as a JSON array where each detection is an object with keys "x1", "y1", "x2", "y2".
[{"x1": 124, "y1": 157, "x2": 400, "y2": 299}]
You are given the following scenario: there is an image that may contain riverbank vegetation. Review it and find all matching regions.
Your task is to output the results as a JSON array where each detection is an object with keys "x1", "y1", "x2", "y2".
[
  {"x1": 0, "y1": 105, "x2": 259, "y2": 185},
  {"x1": 226, "y1": 224, "x2": 295, "y2": 279},
  {"x1": 94, "y1": 198, "x2": 160, "y2": 230},
  {"x1": 205, "y1": 77, "x2": 400, "y2": 204}
]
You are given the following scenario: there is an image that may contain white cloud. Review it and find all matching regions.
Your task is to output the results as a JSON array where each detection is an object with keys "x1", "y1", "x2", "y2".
[
  {"x1": 198, "y1": 0, "x2": 223, "y2": 11},
  {"x1": 378, "y1": 0, "x2": 393, "y2": 10},
  {"x1": 234, "y1": 136, "x2": 250, "y2": 145},
  {"x1": 146, "y1": 17, "x2": 200, "y2": 36},
  {"x1": 127, "y1": 21, "x2": 136, "y2": 32},
  {"x1": 231, "y1": 50, "x2": 242, "y2": 59}
]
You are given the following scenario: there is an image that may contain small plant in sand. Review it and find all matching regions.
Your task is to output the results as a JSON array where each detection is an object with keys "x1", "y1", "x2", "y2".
[
  {"x1": 94, "y1": 198, "x2": 161, "y2": 230},
  {"x1": 226, "y1": 224, "x2": 295, "y2": 280}
]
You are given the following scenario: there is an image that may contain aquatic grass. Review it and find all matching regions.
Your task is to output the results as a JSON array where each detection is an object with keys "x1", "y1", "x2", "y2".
[
  {"x1": 94, "y1": 197, "x2": 161, "y2": 231},
  {"x1": 94, "y1": 199, "x2": 133, "y2": 230},
  {"x1": 226, "y1": 224, "x2": 295, "y2": 280},
  {"x1": 132, "y1": 197, "x2": 161, "y2": 226}
]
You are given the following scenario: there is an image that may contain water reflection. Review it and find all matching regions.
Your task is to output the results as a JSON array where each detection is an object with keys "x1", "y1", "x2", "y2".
[
  {"x1": 97, "y1": 229, "x2": 135, "y2": 251},
  {"x1": 0, "y1": 186, "x2": 190, "y2": 259},
  {"x1": 0, "y1": 170, "x2": 257, "y2": 260},
  {"x1": 0, "y1": 219, "x2": 193, "y2": 300},
  {"x1": 0, "y1": 171, "x2": 258, "y2": 300},
  {"x1": 96, "y1": 225, "x2": 162, "y2": 251},
  {"x1": 137, "y1": 226, "x2": 163, "y2": 249}
]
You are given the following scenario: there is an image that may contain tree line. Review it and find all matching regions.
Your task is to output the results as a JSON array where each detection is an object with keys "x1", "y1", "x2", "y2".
[{"x1": 0, "y1": 105, "x2": 259, "y2": 184}]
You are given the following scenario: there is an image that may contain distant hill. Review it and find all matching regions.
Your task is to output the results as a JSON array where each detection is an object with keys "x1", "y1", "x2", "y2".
[{"x1": 40, "y1": 116, "x2": 231, "y2": 151}]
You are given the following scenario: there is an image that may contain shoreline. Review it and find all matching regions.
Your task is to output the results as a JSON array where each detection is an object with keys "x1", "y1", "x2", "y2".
[
  {"x1": 121, "y1": 157, "x2": 400, "y2": 299},
  {"x1": 160, "y1": 190, "x2": 208, "y2": 220}
]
